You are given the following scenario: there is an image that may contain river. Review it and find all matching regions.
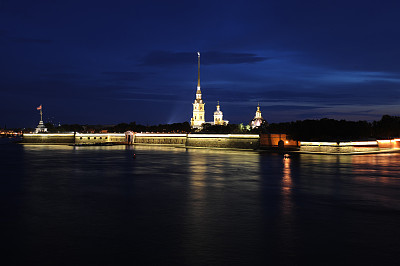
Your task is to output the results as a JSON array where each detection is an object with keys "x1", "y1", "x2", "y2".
[{"x1": 1, "y1": 140, "x2": 400, "y2": 265}]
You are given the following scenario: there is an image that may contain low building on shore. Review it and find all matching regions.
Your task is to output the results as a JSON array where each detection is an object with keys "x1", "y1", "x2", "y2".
[{"x1": 22, "y1": 133, "x2": 126, "y2": 144}]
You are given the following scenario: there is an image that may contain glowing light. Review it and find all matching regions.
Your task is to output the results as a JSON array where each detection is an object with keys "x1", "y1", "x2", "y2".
[
  {"x1": 300, "y1": 141, "x2": 379, "y2": 146},
  {"x1": 377, "y1": 140, "x2": 392, "y2": 143},
  {"x1": 24, "y1": 133, "x2": 75, "y2": 137},
  {"x1": 188, "y1": 134, "x2": 259, "y2": 138},
  {"x1": 136, "y1": 133, "x2": 187, "y2": 137},
  {"x1": 350, "y1": 141, "x2": 379, "y2": 146},
  {"x1": 75, "y1": 133, "x2": 125, "y2": 137}
]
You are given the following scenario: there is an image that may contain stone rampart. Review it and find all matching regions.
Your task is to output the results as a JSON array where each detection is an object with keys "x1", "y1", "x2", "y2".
[
  {"x1": 186, "y1": 134, "x2": 260, "y2": 149},
  {"x1": 22, "y1": 133, "x2": 126, "y2": 144},
  {"x1": 300, "y1": 141, "x2": 380, "y2": 153},
  {"x1": 22, "y1": 133, "x2": 75, "y2": 144},
  {"x1": 75, "y1": 133, "x2": 125, "y2": 144},
  {"x1": 134, "y1": 133, "x2": 187, "y2": 146}
]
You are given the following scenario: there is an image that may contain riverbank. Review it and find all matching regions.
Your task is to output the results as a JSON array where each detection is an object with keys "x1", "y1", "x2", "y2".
[{"x1": 22, "y1": 132, "x2": 298, "y2": 151}]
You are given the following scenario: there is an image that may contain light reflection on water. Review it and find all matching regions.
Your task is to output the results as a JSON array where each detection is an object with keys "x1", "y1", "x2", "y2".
[{"x1": 1, "y1": 143, "x2": 400, "y2": 265}]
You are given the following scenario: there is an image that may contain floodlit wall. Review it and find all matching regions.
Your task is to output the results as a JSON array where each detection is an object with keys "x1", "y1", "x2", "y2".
[
  {"x1": 23, "y1": 133, "x2": 126, "y2": 144},
  {"x1": 377, "y1": 139, "x2": 400, "y2": 149},
  {"x1": 132, "y1": 133, "x2": 260, "y2": 149},
  {"x1": 186, "y1": 134, "x2": 260, "y2": 149},
  {"x1": 22, "y1": 133, "x2": 75, "y2": 144},
  {"x1": 300, "y1": 141, "x2": 380, "y2": 153},
  {"x1": 134, "y1": 133, "x2": 187, "y2": 146},
  {"x1": 300, "y1": 140, "x2": 400, "y2": 153},
  {"x1": 75, "y1": 133, "x2": 125, "y2": 144}
]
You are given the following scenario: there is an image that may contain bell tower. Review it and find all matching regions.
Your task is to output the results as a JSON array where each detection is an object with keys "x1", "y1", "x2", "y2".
[
  {"x1": 190, "y1": 52, "x2": 205, "y2": 128},
  {"x1": 214, "y1": 101, "x2": 223, "y2": 125}
]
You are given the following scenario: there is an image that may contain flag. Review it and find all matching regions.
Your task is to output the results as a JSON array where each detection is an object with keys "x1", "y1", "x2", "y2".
[{"x1": 37, "y1": 105, "x2": 42, "y2": 110}]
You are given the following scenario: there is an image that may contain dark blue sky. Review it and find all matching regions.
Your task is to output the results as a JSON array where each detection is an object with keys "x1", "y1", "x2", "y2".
[{"x1": 1, "y1": 0, "x2": 400, "y2": 128}]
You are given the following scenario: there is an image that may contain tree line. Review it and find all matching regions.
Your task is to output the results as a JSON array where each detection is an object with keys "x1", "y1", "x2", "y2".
[
  {"x1": 268, "y1": 115, "x2": 400, "y2": 141},
  {"x1": 44, "y1": 115, "x2": 400, "y2": 141},
  {"x1": 45, "y1": 122, "x2": 192, "y2": 134}
]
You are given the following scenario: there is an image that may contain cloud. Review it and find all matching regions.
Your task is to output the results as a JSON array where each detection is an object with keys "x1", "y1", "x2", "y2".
[
  {"x1": 259, "y1": 90, "x2": 352, "y2": 101},
  {"x1": 102, "y1": 71, "x2": 150, "y2": 81},
  {"x1": 40, "y1": 73, "x2": 85, "y2": 80},
  {"x1": 205, "y1": 51, "x2": 269, "y2": 64},
  {"x1": 13, "y1": 38, "x2": 52, "y2": 44},
  {"x1": 139, "y1": 51, "x2": 269, "y2": 66},
  {"x1": 258, "y1": 105, "x2": 323, "y2": 111}
]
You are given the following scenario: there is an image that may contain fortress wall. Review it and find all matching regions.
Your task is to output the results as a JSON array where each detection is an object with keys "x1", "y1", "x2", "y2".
[
  {"x1": 75, "y1": 134, "x2": 108, "y2": 144},
  {"x1": 134, "y1": 133, "x2": 187, "y2": 146},
  {"x1": 353, "y1": 146, "x2": 380, "y2": 152},
  {"x1": 300, "y1": 141, "x2": 381, "y2": 153},
  {"x1": 377, "y1": 140, "x2": 400, "y2": 149},
  {"x1": 107, "y1": 135, "x2": 126, "y2": 143},
  {"x1": 259, "y1": 133, "x2": 299, "y2": 149},
  {"x1": 300, "y1": 145, "x2": 355, "y2": 153},
  {"x1": 75, "y1": 133, "x2": 126, "y2": 144},
  {"x1": 23, "y1": 133, "x2": 126, "y2": 144},
  {"x1": 22, "y1": 133, "x2": 75, "y2": 144},
  {"x1": 186, "y1": 134, "x2": 260, "y2": 149},
  {"x1": 133, "y1": 133, "x2": 259, "y2": 149}
]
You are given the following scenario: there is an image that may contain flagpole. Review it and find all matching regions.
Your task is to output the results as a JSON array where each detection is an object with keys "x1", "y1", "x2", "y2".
[{"x1": 40, "y1": 105, "x2": 43, "y2": 121}]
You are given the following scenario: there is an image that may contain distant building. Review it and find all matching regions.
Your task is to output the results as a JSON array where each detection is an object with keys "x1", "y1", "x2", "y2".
[
  {"x1": 35, "y1": 104, "x2": 47, "y2": 133},
  {"x1": 250, "y1": 104, "x2": 267, "y2": 128},
  {"x1": 213, "y1": 101, "x2": 229, "y2": 125},
  {"x1": 190, "y1": 52, "x2": 205, "y2": 128},
  {"x1": 35, "y1": 120, "x2": 47, "y2": 133}
]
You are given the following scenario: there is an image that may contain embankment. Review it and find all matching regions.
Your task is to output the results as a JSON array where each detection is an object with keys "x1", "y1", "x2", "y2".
[{"x1": 22, "y1": 132, "x2": 299, "y2": 150}]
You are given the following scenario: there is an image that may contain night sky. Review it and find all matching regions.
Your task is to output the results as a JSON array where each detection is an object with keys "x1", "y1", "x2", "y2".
[{"x1": 1, "y1": 0, "x2": 400, "y2": 128}]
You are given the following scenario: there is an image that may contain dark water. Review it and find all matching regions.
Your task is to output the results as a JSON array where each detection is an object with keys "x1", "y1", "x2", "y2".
[{"x1": 2, "y1": 139, "x2": 400, "y2": 265}]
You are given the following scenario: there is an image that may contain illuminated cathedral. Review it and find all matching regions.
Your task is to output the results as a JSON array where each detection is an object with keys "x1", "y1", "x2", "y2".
[
  {"x1": 250, "y1": 103, "x2": 267, "y2": 128},
  {"x1": 191, "y1": 52, "x2": 269, "y2": 129},
  {"x1": 190, "y1": 52, "x2": 205, "y2": 128},
  {"x1": 191, "y1": 52, "x2": 228, "y2": 128},
  {"x1": 213, "y1": 101, "x2": 229, "y2": 125}
]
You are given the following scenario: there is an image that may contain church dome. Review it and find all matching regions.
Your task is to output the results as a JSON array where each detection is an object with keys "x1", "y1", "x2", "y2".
[
  {"x1": 214, "y1": 102, "x2": 223, "y2": 115},
  {"x1": 214, "y1": 109, "x2": 223, "y2": 115},
  {"x1": 251, "y1": 117, "x2": 265, "y2": 128},
  {"x1": 250, "y1": 104, "x2": 267, "y2": 128}
]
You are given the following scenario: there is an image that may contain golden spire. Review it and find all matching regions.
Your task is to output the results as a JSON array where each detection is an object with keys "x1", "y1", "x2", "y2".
[{"x1": 197, "y1": 52, "x2": 200, "y2": 89}]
